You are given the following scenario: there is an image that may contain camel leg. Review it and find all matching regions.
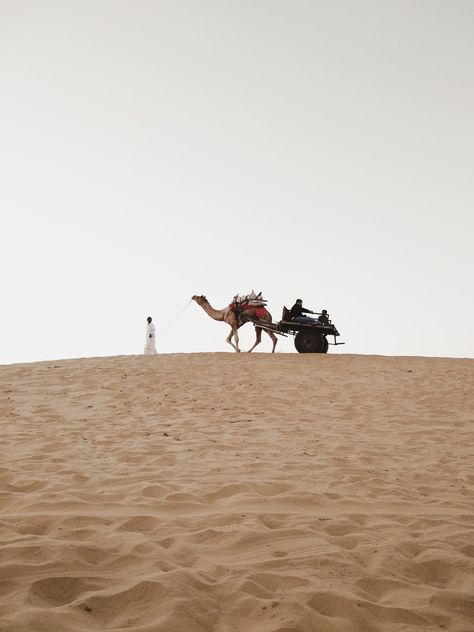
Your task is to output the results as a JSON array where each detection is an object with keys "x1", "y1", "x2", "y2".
[
  {"x1": 234, "y1": 325, "x2": 241, "y2": 352},
  {"x1": 226, "y1": 325, "x2": 240, "y2": 352},
  {"x1": 248, "y1": 327, "x2": 262, "y2": 353},
  {"x1": 266, "y1": 330, "x2": 278, "y2": 353}
]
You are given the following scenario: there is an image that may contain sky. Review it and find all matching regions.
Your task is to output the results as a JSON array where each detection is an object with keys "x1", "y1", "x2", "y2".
[{"x1": 1, "y1": 0, "x2": 473, "y2": 364}]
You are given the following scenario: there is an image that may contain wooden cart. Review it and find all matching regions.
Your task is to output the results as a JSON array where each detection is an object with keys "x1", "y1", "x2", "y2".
[{"x1": 248, "y1": 307, "x2": 344, "y2": 353}]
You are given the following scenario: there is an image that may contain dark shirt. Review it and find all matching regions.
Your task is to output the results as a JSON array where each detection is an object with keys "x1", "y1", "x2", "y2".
[
  {"x1": 290, "y1": 303, "x2": 312, "y2": 319},
  {"x1": 317, "y1": 314, "x2": 329, "y2": 326}
]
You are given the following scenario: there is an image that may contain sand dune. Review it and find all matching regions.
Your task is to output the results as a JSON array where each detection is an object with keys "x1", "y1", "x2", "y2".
[{"x1": 1, "y1": 353, "x2": 473, "y2": 631}]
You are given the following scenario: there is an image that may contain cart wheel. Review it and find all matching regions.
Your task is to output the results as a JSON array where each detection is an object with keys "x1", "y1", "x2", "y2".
[
  {"x1": 295, "y1": 330, "x2": 323, "y2": 353},
  {"x1": 321, "y1": 337, "x2": 329, "y2": 353}
]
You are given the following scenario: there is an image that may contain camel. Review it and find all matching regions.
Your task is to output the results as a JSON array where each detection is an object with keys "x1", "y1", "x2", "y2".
[{"x1": 191, "y1": 295, "x2": 278, "y2": 353}]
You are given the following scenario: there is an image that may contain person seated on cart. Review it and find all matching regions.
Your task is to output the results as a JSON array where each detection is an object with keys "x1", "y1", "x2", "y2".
[
  {"x1": 290, "y1": 299, "x2": 318, "y2": 324},
  {"x1": 317, "y1": 309, "x2": 329, "y2": 326}
]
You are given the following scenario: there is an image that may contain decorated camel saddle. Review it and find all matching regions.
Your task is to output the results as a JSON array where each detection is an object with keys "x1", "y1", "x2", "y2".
[{"x1": 229, "y1": 290, "x2": 269, "y2": 320}]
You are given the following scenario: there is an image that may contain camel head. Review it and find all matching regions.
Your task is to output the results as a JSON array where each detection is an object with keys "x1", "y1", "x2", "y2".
[{"x1": 191, "y1": 295, "x2": 207, "y2": 306}]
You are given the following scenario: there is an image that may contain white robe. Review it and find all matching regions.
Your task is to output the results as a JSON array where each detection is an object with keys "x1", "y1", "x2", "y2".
[{"x1": 144, "y1": 322, "x2": 157, "y2": 355}]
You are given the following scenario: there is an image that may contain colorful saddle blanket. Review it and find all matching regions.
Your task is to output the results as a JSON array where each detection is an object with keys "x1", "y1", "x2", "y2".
[
  {"x1": 229, "y1": 301, "x2": 268, "y2": 320},
  {"x1": 255, "y1": 306, "x2": 268, "y2": 319}
]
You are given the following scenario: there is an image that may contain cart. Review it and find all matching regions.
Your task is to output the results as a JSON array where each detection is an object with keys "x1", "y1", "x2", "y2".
[{"x1": 248, "y1": 307, "x2": 344, "y2": 353}]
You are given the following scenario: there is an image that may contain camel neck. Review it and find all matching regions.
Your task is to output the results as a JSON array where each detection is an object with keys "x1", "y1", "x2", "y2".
[{"x1": 200, "y1": 301, "x2": 225, "y2": 321}]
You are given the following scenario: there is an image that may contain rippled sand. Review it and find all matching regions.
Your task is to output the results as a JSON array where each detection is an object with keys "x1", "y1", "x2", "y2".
[{"x1": 1, "y1": 353, "x2": 473, "y2": 631}]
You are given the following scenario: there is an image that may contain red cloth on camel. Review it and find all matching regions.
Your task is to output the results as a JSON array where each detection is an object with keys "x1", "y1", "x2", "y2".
[{"x1": 229, "y1": 303, "x2": 268, "y2": 319}]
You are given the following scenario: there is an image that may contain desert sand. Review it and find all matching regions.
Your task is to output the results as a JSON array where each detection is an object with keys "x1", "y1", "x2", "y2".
[{"x1": 1, "y1": 352, "x2": 473, "y2": 631}]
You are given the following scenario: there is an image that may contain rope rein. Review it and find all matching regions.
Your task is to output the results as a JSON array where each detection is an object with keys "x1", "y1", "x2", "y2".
[{"x1": 155, "y1": 299, "x2": 192, "y2": 336}]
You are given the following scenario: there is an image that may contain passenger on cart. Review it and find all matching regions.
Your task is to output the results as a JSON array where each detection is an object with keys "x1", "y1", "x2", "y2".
[
  {"x1": 290, "y1": 299, "x2": 318, "y2": 324},
  {"x1": 317, "y1": 310, "x2": 329, "y2": 326}
]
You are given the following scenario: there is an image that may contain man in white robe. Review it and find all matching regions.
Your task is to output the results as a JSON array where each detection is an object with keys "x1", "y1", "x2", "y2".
[{"x1": 144, "y1": 316, "x2": 157, "y2": 355}]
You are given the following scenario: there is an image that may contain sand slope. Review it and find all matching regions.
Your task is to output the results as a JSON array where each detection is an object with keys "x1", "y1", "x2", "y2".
[{"x1": 1, "y1": 353, "x2": 473, "y2": 631}]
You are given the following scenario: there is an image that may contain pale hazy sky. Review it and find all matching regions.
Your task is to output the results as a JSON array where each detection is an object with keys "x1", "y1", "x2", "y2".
[{"x1": 1, "y1": 0, "x2": 473, "y2": 364}]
